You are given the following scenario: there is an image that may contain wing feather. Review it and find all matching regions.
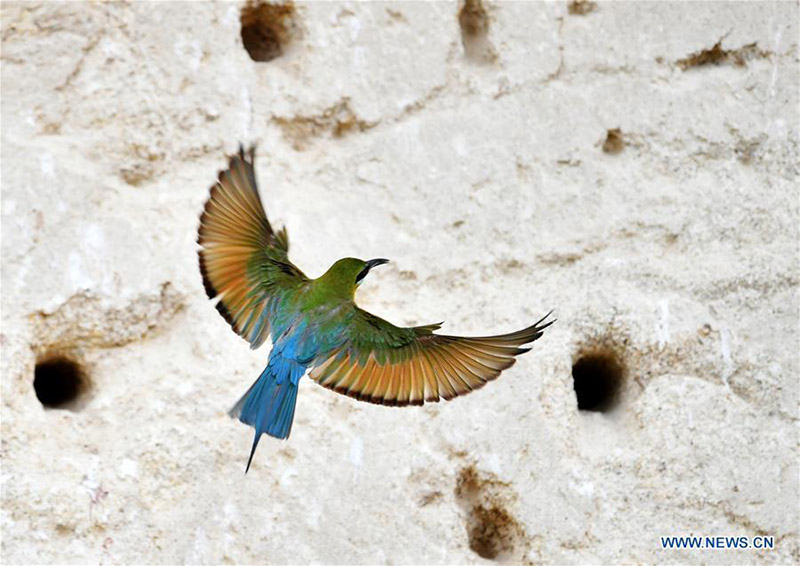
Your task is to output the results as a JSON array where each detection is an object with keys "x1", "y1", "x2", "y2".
[
  {"x1": 198, "y1": 146, "x2": 307, "y2": 347},
  {"x1": 309, "y1": 309, "x2": 554, "y2": 406}
]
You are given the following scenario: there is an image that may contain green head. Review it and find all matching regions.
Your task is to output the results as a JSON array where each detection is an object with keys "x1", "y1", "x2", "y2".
[{"x1": 316, "y1": 257, "x2": 389, "y2": 300}]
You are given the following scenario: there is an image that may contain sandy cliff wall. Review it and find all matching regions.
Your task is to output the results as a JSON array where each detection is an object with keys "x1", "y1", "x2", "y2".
[{"x1": 1, "y1": 1, "x2": 798, "y2": 564}]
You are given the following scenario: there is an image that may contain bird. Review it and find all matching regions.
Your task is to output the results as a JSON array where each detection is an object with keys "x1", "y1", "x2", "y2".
[{"x1": 197, "y1": 146, "x2": 554, "y2": 472}]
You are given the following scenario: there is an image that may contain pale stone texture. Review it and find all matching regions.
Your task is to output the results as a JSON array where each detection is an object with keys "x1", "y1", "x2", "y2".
[{"x1": 1, "y1": 1, "x2": 798, "y2": 564}]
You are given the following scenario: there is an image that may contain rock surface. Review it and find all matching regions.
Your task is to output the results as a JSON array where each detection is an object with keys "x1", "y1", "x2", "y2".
[{"x1": 1, "y1": 1, "x2": 797, "y2": 564}]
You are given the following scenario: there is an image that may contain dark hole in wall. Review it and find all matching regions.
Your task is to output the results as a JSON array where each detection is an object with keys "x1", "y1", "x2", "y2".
[
  {"x1": 459, "y1": 0, "x2": 488, "y2": 38},
  {"x1": 240, "y1": 1, "x2": 297, "y2": 62},
  {"x1": 455, "y1": 466, "x2": 528, "y2": 561},
  {"x1": 468, "y1": 504, "x2": 518, "y2": 559},
  {"x1": 34, "y1": 356, "x2": 89, "y2": 410},
  {"x1": 458, "y1": 0, "x2": 495, "y2": 63},
  {"x1": 568, "y1": 0, "x2": 597, "y2": 16},
  {"x1": 572, "y1": 350, "x2": 624, "y2": 411},
  {"x1": 602, "y1": 128, "x2": 624, "y2": 154}
]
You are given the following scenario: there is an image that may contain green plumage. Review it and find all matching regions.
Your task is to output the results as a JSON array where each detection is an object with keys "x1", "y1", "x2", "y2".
[{"x1": 198, "y1": 146, "x2": 553, "y2": 469}]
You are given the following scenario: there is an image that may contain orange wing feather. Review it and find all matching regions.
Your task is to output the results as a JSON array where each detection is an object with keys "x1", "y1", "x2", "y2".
[
  {"x1": 197, "y1": 146, "x2": 306, "y2": 348},
  {"x1": 309, "y1": 311, "x2": 554, "y2": 406}
]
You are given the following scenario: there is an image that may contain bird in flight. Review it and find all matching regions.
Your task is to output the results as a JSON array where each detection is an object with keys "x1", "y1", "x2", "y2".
[{"x1": 197, "y1": 146, "x2": 554, "y2": 472}]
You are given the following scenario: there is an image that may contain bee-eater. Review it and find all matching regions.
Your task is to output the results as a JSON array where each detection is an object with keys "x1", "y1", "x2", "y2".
[{"x1": 198, "y1": 146, "x2": 554, "y2": 472}]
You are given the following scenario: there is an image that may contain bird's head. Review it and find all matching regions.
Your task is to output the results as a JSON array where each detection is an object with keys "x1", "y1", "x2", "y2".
[{"x1": 318, "y1": 257, "x2": 389, "y2": 299}]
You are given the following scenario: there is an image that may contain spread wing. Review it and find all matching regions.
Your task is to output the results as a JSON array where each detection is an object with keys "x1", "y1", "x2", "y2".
[
  {"x1": 197, "y1": 146, "x2": 307, "y2": 348},
  {"x1": 309, "y1": 309, "x2": 554, "y2": 406}
]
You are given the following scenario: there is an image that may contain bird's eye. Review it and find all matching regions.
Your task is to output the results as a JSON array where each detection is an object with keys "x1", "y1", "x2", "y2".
[{"x1": 355, "y1": 266, "x2": 370, "y2": 284}]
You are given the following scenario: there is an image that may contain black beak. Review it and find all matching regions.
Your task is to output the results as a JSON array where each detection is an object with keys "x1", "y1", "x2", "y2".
[
  {"x1": 366, "y1": 258, "x2": 390, "y2": 270},
  {"x1": 356, "y1": 258, "x2": 389, "y2": 283}
]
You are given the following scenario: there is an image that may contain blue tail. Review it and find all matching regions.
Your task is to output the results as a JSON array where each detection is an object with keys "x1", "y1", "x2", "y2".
[{"x1": 229, "y1": 354, "x2": 306, "y2": 473}]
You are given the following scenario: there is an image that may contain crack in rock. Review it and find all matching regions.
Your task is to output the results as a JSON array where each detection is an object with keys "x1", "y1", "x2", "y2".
[
  {"x1": 31, "y1": 282, "x2": 184, "y2": 352},
  {"x1": 272, "y1": 98, "x2": 377, "y2": 150},
  {"x1": 676, "y1": 40, "x2": 771, "y2": 70}
]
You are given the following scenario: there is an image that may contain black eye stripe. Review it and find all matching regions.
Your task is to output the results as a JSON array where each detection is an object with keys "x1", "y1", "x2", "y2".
[{"x1": 356, "y1": 266, "x2": 370, "y2": 283}]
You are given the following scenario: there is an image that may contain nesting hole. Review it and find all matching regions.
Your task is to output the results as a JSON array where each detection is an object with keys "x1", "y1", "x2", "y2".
[
  {"x1": 455, "y1": 466, "x2": 528, "y2": 562},
  {"x1": 602, "y1": 128, "x2": 625, "y2": 154},
  {"x1": 572, "y1": 349, "x2": 625, "y2": 411},
  {"x1": 459, "y1": 0, "x2": 495, "y2": 63},
  {"x1": 34, "y1": 355, "x2": 89, "y2": 410},
  {"x1": 240, "y1": 1, "x2": 297, "y2": 62},
  {"x1": 568, "y1": 0, "x2": 597, "y2": 16},
  {"x1": 468, "y1": 504, "x2": 521, "y2": 559}
]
